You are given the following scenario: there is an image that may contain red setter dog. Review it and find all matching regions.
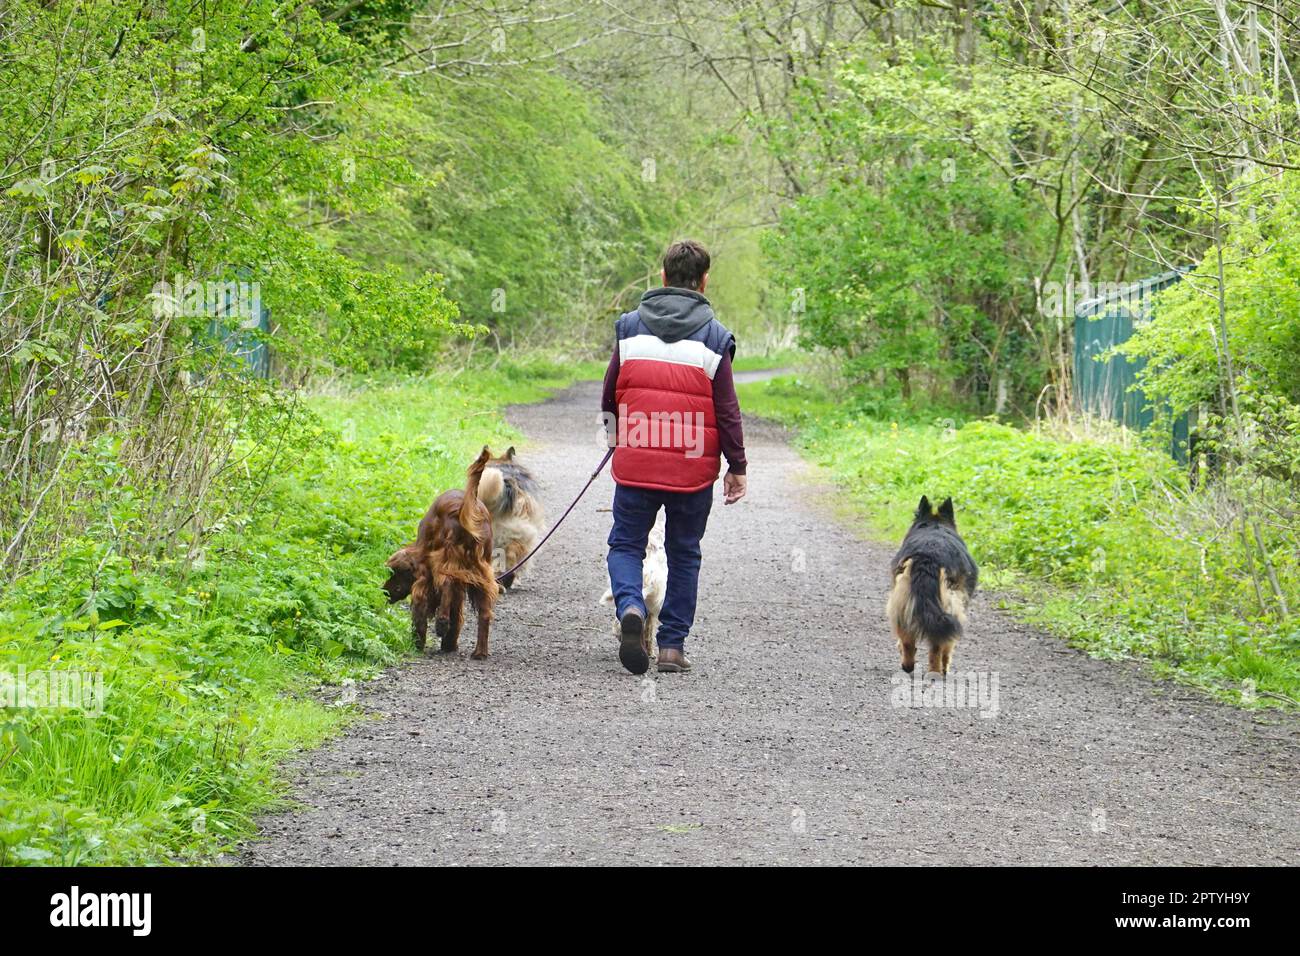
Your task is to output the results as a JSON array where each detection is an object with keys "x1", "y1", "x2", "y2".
[{"x1": 384, "y1": 447, "x2": 500, "y2": 658}]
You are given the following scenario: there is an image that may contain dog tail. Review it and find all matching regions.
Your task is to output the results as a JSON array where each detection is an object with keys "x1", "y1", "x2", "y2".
[
  {"x1": 904, "y1": 555, "x2": 962, "y2": 644},
  {"x1": 478, "y1": 466, "x2": 505, "y2": 513},
  {"x1": 460, "y1": 446, "x2": 492, "y2": 542}
]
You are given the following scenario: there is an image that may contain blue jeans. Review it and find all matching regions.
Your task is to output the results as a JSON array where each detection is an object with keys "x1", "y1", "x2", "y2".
[{"x1": 606, "y1": 483, "x2": 713, "y2": 650}]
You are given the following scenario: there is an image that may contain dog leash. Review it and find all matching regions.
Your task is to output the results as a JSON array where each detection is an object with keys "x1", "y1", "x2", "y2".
[{"x1": 495, "y1": 447, "x2": 614, "y2": 583}]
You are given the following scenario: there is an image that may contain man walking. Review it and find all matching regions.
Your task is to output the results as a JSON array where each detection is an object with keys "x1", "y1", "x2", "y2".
[{"x1": 602, "y1": 240, "x2": 747, "y2": 675}]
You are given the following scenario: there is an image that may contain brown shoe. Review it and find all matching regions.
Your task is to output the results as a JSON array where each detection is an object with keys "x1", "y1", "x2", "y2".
[{"x1": 657, "y1": 648, "x2": 692, "y2": 673}]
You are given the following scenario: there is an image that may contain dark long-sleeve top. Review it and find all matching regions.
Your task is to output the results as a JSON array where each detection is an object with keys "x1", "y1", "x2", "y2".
[{"x1": 601, "y1": 343, "x2": 748, "y2": 476}]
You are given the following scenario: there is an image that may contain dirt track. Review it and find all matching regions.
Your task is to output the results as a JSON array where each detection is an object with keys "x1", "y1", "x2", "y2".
[{"x1": 244, "y1": 380, "x2": 1299, "y2": 865}]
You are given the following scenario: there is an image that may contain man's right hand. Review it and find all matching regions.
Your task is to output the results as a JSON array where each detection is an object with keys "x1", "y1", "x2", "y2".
[{"x1": 723, "y1": 471, "x2": 747, "y2": 505}]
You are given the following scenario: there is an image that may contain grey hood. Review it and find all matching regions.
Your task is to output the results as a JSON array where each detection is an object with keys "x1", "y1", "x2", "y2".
[{"x1": 637, "y1": 287, "x2": 716, "y2": 343}]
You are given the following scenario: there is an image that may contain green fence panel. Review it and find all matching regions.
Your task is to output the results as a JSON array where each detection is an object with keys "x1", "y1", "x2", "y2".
[{"x1": 1073, "y1": 269, "x2": 1190, "y2": 462}]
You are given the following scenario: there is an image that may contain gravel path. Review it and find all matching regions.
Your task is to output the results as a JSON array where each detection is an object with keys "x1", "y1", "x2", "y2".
[{"x1": 244, "y1": 381, "x2": 1299, "y2": 865}]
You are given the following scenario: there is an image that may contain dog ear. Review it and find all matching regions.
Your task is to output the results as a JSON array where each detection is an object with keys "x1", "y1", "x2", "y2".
[
  {"x1": 505, "y1": 446, "x2": 515, "y2": 460},
  {"x1": 938, "y1": 497, "x2": 955, "y2": 524},
  {"x1": 387, "y1": 546, "x2": 417, "y2": 574},
  {"x1": 915, "y1": 495, "x2": 932, "y2": 519}
]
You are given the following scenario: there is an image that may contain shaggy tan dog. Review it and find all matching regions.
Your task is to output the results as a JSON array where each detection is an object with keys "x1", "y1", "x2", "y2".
[{"x1": 477, "y1": 446, "x2": 546, "y2": 590}]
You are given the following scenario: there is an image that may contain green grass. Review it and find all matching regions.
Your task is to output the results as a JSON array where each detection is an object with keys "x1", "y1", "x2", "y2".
[
  {"x1": 732, "y1": 349, "x2": 803, "y2": 373},
  {"x1": 738, "y1": 374, "x2": 1300, "y2": 709},
  {"x1": 0, "y1": 352, "x2": 600, "y2": 865}
]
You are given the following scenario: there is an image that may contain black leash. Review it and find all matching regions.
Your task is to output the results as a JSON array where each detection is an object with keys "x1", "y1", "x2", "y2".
[{"x1": 495, "y1": 447, "x2": 614, "y2": 583}]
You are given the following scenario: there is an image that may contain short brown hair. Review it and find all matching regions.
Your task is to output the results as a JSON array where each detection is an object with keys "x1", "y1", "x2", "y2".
[{"x1": 662, "y1": 240, "x2": 710, "y2": 290}]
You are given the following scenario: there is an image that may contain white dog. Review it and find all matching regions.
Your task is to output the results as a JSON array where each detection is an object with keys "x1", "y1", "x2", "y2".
[{"x1": 600, "y1": 526, "x2": 668, "y2": 657}]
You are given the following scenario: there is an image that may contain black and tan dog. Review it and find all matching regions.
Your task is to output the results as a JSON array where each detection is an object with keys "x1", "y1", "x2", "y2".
[
  {"x1": 887, "y1": 496, "x2": 978, "y2": 676},
  {"x1": 383, "y1": 448, "x2": 500, "y2": 658}
]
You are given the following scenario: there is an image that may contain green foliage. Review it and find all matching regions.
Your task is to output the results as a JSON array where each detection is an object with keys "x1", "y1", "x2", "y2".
[
  {"x1": 740, "y1": 375, "x2": 1300, "y2": 706},
  {"x1": 337, "y1": 68, "x2": 674, "y2": 342},
  {"x1": 1119, "y1": 175, "x2": 1300, "y2": 614},
  {"x1": 1124, "y1": 172, "x2": 1300, "y2": 413},
  {"x1": 760, "y1": 40, "x2": 1065, "y2": 411},
  {"x1": 765, "y1": 166, "x2": 1034, "y2": 400},
  {"x1": 0, "y1": 0, "x2": 462, "y2": 372},
  {"x1": 0, "y1": 1, "x2": 472, "y2": 578}
]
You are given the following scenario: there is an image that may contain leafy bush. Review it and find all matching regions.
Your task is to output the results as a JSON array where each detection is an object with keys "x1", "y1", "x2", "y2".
[
  {"x1": 1124, "y1": 172, "x2": 1300, "y2": 415},
  {"x1": 1120, "y1": 172, "x2": 1300, "y2": 622},
  {"x1": 764, "y1": 168, "x2": 1036, "y2": 406}
]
